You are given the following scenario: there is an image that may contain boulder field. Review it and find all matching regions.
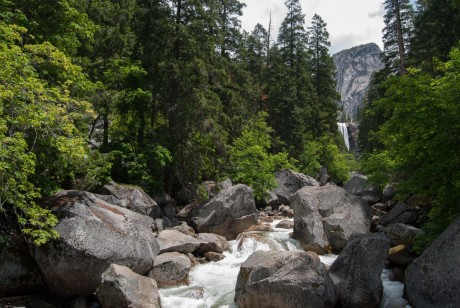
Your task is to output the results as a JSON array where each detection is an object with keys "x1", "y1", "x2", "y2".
[{"x1": 1, "y1": 170, "x2": 458, "y2": 308}]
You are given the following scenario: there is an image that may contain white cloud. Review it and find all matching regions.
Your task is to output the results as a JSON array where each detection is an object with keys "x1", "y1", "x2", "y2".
[{"x1": 241, "y1": 0, "x2": 385, "y2": 54}]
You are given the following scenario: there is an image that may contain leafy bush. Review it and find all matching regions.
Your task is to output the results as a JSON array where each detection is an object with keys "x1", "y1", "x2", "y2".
[{"x1": 228, "y1": 112, "x2": 292, "y2": 201}]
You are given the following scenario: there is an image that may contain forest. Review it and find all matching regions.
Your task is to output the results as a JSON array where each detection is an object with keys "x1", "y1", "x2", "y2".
[{"x1": 0, "y1": 0, "x2": 459, "y2": 253}]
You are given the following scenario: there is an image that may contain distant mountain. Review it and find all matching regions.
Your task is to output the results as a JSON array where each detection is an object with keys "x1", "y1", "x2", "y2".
[{"x1": 333, "y1": 43, "x2": 384, "y2": 121}]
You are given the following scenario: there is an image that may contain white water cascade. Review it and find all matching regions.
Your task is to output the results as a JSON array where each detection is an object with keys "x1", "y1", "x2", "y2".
[
  {"x1": 337, "y1": 122, "x2": 350, "y2": 151},
  {"x1": 159, "y1": 219, "x2": 409, "y2": 307}
]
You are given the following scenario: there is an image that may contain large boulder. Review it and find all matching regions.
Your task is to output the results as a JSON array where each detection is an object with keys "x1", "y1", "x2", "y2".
[
  {"x1": 271, "y1": 169, "x2": 319, "y2": 205},
  {"x1": 97, "y1": 264, "x2": 161, "y2": 308},
  {"x1": 329, "y1": 233, "x2": 390, "y2": 308},
  {"x1": 405, "y1": 217, "x2": 460, "y2": 307},
  {"x1": 150, "y1": 252, "x2": 191, "y2": 287},
  {"x1": 234, "y1": 250, "x2": 336, "y2": 308},
  {"x1": 33, "y1": 190, "x2": 160, "y2": 297},
  {"x1": 192, "y1": 184, "x2": 257, "y2": 240},
  {"x1": 0, "y1": 234, "x2": 44, "y2": 297},
  {"x1": 157, "y1": 230, "x2": 201, "y2": 254},
  {"x1": 291, "y1": 186, "x2": 371, "y2": 253}
]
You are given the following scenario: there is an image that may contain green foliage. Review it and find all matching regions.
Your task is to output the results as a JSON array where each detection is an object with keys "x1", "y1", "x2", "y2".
[
  {"x1": 0, "y1": 21, "x2": 94, "y2": 245},
  {"x1": 362, "y1": 47, "x2": 460, "y2": 250},
  {"x1": 111, "y1": 143, "x2": 172, "y2": 193},
  {"x1": 228, "y1": 112, "x2": 291, "y2": 201}
]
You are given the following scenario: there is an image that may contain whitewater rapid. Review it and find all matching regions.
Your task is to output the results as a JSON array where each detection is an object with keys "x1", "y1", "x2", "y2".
[{"x1": 159, "y1": 219, "x2": 409, "y2": 307}]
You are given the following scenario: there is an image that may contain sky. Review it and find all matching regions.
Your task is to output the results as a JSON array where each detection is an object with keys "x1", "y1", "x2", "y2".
[{"x1": 240, "y1": 0, "x2": 416, "y2": 54}]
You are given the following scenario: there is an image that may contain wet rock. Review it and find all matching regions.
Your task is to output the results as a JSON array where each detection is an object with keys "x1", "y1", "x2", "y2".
[
  {"x1": 275, "y1": 220, "x2": 294, "y2": 229},
  {"x1": 33, "y1": 190, "x2": 159, "y2": 297},
  {"x1": 234, "y1": 250, "x2": 336, "y2": 308},
  {"x1": 192, "y1": 184, "x2": 257, "y2": 240},
  {"x1": 150, "y1": 252, "x2": 191, "y2": 287},
  {"x1": 196, "y1": 233, "x2": 230, "y2": 254},
  {"x1": 204, "y1": 252, "x2": 225, "y2": 262},
  {"x1": 278, "y1": 205, "x2": 294, "y2": 217},
  {"x1": 405, "y1": 217, "x2": 460, "y2": 307},
  {"x1": 329, "y1": 233, "x2": 390, "y2": 307},
  {"x1": 157, "y1": 230, "x2": 201, "y2": 254},
  {"x1": 388, "y1": 245, "x2": 417, "y2": 266},
  {"x1": 246, "y1": 224, "x2": 273, "y2": 232},
  {"x1": 97, "y1": 264, "x2": 161, "y2": 308}
]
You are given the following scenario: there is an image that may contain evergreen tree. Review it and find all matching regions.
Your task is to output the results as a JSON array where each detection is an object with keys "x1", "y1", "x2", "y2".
[
  {"x1": 307, "y1": 14, "x2": 338, "y2": 135},
  {"x1": 410, "y1": 0, "x2": 460, "y2": 72},
  {"x1": 382, "y1": 0, "x2": 414, "y2": 74}
]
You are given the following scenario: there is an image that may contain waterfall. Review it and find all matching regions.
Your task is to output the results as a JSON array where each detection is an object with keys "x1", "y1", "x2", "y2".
[{"x1": 337, "y1": 122, "x2": 350, "y2": 151}]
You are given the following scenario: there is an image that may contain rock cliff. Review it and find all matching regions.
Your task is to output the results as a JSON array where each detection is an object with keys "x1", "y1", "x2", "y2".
[{"x1": 333, "y1": 43, "x2": 384, "y2": 121}]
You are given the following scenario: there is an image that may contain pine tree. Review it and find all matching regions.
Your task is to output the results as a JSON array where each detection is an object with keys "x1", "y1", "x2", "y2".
[
  {"x1": 410, "y1": 0, "x2": 460, "y2": 71},
  {"x1": 307, "y1": 14, "x2": 338, "y2": 135},
  {"x1": 382, "y1": 0, "x2": 414, "y2": 75}
]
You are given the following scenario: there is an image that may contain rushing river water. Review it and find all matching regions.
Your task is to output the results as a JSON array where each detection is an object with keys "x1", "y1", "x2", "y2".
[{"x1": 159, "y1": 219, "x2": 409, "y2": 308}]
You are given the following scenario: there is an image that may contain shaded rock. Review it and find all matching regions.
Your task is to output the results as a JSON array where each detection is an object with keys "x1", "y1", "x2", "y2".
[
  {"x1": 176, "y1": 183, "x2": 199, "y2": 205},
  {"x1": 263, "y1": 191, "x2": 279, "y2": 208},
  {"x1": 329, "y1": 233, "x2": 390, "y2": 307},
  {"x1": 292, "y1": 186, "x2": 371, "y2": 254},
  {"x1": 196, "y1": 233, "x2": 230, "y2": 254},
  {"x1": 344, "y1": 174, "x2": 375, "y2": 196},
  {"x1": 0, "y1": 296, "x2": 54, "y2": 308},
  {"x1": 275, "y1": 220, "x2": 294, "y2": 229},
  {"x1": 378, "y1": 223, "x2": 423, "y2": 246},
  {"x1": 234, "y1": 250, "x2": 336, "y2": 308},
  {"x1": 204, "y1": 252, "x2": 225, "y2": 262},
  {"x1": 388, "y1": 245, "x2": 417, "y2": 266},
  {"x1": 192, "y1": 184, "x2": 257, "y2": 240},
  {"x1": 372, "y1": 203, "x2": 387, "y2": 211},
  {"x1": 99, "y1": 182, "x2": 161, "y2": 217},
  {"x1": 97, "y1": 264, "x2": 161, "y2": 308},
  {"x1": 405, "y1": 217, "x2": 460, "y2": 307},
  {"x1": 170, "y1": 222, "x2": 198, "y2": 238},
  {"x1": 0, "y1": 234, "x2": 44, "y2": 297},
  {"x1": 150, "y1": 252, "x2": 191, "y2": 287},
  {"x1": 33, "y1": 190, "x2": 159, "y2": 297},
  {"x1": 271, "y1": 169, "x2": 319, "y2": 205},
  {"x1": 378, "y1": 201, "x2": 416, "y2": 226},
  {"x1": 361, "y1": 191, "x2": 381, "y2": 205},
  {"x1": 382, "y1": 184, "x2": 398, "y2": 202},
  {"x1": 278, "y1": 205, "x2": 294, "y2": 217},
  {"x1": 157, "y1": 230, "x2": 201, "y2": 254},
  {"x1": 407, "y1": 194, "x2": 431, "y2": 209},
  {"x1": 177, "y1": 202, "x2": 204, "y2": 223},
  {"x1": 153, "y1": 217, "x2": 172, "y2": 232}
]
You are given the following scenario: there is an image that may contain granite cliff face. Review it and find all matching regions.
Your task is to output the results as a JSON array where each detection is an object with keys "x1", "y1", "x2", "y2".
[{"x1": 333, "y1": 43, "x2": 384, "y2": 121}]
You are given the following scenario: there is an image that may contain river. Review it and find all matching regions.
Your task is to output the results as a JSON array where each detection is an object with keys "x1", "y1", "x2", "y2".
[{"x1": 159, "y1": 219, "x2": 409, "y2": 307}]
